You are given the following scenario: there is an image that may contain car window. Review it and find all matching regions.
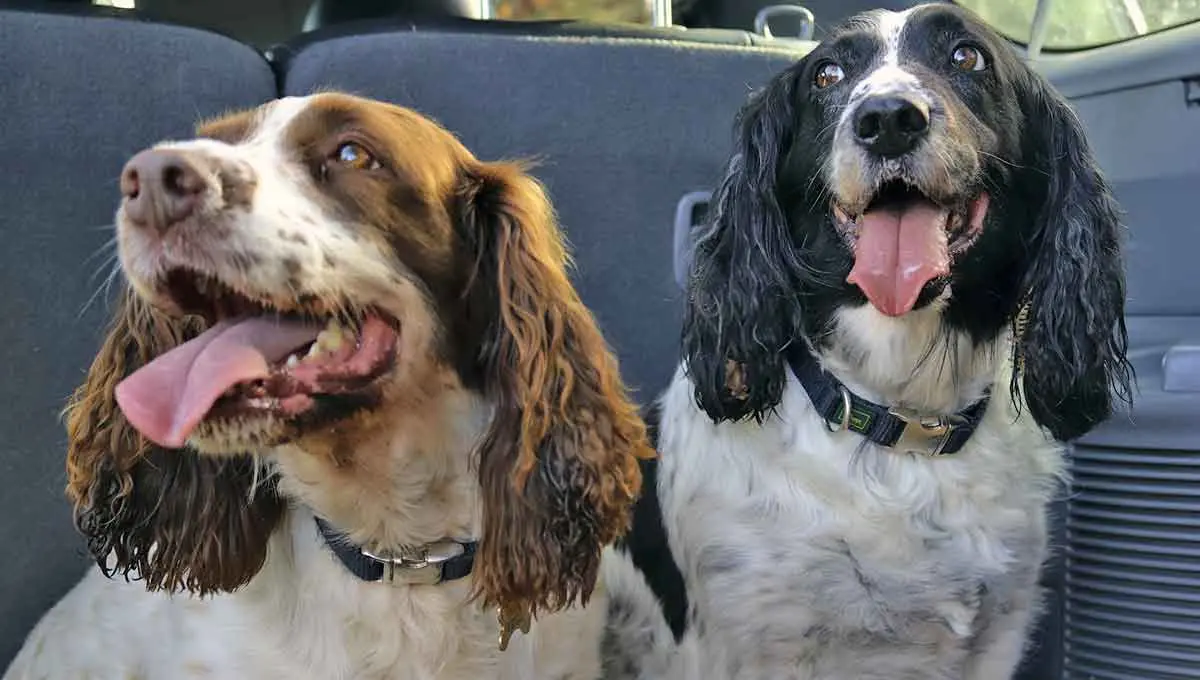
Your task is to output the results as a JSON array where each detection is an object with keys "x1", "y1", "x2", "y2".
[
  {"x1": 495, "y1": 0, "x2": 648, "y2": 22},
  {"x1": 958, "y1": 0, "x2": 1200, "y2": 50},
  {"x1": 92, "y1": 0, "x2": 652, "y2": 36}
]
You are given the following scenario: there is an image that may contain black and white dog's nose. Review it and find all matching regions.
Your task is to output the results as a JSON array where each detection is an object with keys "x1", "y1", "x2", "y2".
[{"x1": 853, "y1": 95, "x2": 930, "y2": 158}]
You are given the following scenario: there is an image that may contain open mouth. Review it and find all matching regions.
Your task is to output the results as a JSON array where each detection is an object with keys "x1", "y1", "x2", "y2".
[
  {"x1": 115, "y1": 268, "x2": 399, "y2": 449},
  {"x1": 831, "y1": 180, "x2": 990, "y2": 317}
]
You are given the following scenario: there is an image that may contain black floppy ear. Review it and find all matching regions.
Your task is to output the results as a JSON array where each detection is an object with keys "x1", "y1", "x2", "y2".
[
  {"x1": 1013, "y1": 73, "x2": 1134, "y2": 441},
  {"x1": 682, "y1": 67, "x2": 808, "y2": 423}
]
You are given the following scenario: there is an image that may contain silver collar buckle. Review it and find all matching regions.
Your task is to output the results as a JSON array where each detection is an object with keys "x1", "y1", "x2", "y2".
[
  {"x1": 360, "y1": 541, "x2": 466, "y2": 585},
  {"x1": 888, "y1": 407, "x2": 966, "y2": 457}
]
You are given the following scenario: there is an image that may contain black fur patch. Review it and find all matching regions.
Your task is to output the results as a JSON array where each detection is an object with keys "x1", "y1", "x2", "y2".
[{"x1": 614, "y1": 403, "x2": 689, "y2": 640}]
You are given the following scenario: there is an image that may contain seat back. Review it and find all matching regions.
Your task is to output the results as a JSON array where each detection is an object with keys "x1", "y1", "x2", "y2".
[
  {"x1": 0, "y1": 5, "x2": 277, "y2": 665},
  {"x1": 278, "y1": 21, "x2": 812, "y2": 399}
]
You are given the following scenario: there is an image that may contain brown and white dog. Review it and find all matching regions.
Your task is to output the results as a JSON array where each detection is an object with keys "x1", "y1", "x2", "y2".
[{"x1": 3, "y1": 93, "x2": 654, "y2": 680}]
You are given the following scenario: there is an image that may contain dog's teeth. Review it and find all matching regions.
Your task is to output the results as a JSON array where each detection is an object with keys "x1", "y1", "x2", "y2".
[
  {"x1": 316, "y1": 320, "x2": 347, "y2": 352},
  {"x1": 305, "y1": 342, "x2": 324, "y2": 360},
  {"x1": 301, "y1": 319, "x2": 354, "y2": 363},
  {"x1": 285, "y1": 354, "x2": 299, "y2": 368}
]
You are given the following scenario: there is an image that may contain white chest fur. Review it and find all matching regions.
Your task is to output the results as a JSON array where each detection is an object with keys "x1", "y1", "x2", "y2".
[
  {"x1": 5, "y1": 510, "x2": 606, "y2": 680},
  {"x1": 655, "y1": 305, "x2": 1066, "y2": 678}
]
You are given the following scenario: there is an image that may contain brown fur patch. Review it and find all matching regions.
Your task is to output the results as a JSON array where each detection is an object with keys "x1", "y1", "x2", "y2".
[
  {"x1": 196, "y1": 108, "x2": 258, "y2": 145},
  {"x1": 458, "y1": 162, "x2": 655, "y2": 623},
  {"x1": 65, "y1": 288, "x2": 284, "y2": 595}
]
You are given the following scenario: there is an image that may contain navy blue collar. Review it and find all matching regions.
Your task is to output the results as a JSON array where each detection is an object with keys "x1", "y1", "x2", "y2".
[
  {"x1": 786, "y1": 344, "x2": 989, "y2": 457},
  {"x1": 315, "y1": 517, "x2": 478, "y2": 585}
]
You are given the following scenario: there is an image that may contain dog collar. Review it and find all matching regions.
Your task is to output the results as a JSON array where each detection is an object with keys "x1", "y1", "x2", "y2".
[
  {"x1": 786, "y1": 345, "x2": 989, "y2": 457},
  {"x1": 315, "y1": 517, "x2": 478, "y2": 585}
]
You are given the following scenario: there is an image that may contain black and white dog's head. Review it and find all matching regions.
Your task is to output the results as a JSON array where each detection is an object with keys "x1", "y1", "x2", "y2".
[{"x1": 683, "y1": 3, "x2": 1132, "y2": 442}]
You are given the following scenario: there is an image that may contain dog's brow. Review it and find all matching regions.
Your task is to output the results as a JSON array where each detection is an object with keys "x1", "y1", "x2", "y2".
[
  {"x1": 196, "y1": 110, "x2": 259, "y2": 144},
  {"x1": 873, "y1": 8, "x2": 913, "y2": 68},
  {"x1": 246, "y1": 96, "x2": 311, "y2": 148}
]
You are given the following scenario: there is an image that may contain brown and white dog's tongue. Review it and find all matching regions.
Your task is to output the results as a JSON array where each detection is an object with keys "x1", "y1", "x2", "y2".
[
  {"x1": 115, "y1": 318, "x2": 323, "y2": 448},
  {"x1": 847, "y1": 200, "x2": 950, "y2": 317}
]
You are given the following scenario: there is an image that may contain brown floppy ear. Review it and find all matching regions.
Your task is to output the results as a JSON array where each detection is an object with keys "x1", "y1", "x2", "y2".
[
  {"x1": 65, "y1": 286, "x2": 284, "y2": 595},
  {"x1": 456, "y1": 161, "x2": 654, "y2": 624}
]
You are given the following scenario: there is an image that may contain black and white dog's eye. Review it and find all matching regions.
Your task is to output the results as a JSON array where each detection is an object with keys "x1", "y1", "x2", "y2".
[
  {"x1": 814, "y1": 62, "x2": 845, "y2": 89},
  {"x1": 951, "y1": 45, "x2": 988, "y2": 72}
]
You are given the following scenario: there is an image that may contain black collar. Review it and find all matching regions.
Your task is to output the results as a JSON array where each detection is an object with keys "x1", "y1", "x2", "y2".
[
  {"x1": 786, "y1": 344, "x2": 990, "y2": 457},
  {"x1": 315, "y1": 517, "x2": 478, "y2": 585}
]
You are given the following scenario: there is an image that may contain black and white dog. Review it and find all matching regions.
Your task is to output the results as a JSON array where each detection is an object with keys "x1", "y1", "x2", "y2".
[{"x1": 608, "y1": 4, "x2": 1132, "y2": 679}]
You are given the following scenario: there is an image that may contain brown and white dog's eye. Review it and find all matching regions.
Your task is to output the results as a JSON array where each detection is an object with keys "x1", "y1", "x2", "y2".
[
  {"x1": 332, "y1": 141, "x2": 383, "y2": 171},
  {"x1": 951, "y1": 45, "x2": 988, "y2": 72},
  {"x1": 814, "y1": 62, "x2": 845, "y2": 89}
]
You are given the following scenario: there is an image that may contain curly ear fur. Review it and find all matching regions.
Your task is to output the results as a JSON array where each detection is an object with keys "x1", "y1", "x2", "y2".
[
  {"x1": 457, "y1": 162, "x2": 653, "y2": 624},
  {"x1": 65, "y1": 286, "x2": 284, "y2": 595},
  {"x1": 682, "y1": 68, "x2": 809, "y2": 424},
  {"x1": 1012, "y1": 74, "x2": 1134, "y2": 441}
]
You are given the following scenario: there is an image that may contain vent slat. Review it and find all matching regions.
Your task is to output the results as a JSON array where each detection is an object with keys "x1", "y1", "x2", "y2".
[
  {"x1": 1065, "y1": 601, "x2": 1200, "y2": 633},
  {"x1": 1070, "y1": 562, "x2": 1200, "y2": 591},
  {"x1": 1071, "y1": 478, "x2": 1200, "y2": 497},
  {"x1": 1069, "y1": 516, "x2": 1200, "y2": 540},
  {"x1": 1073, "y1": 462, "x2": 1200, "y2": 482},
  {"x1": 1067, "y1": 587, "x2": 1200, "y2": 619},
  {"x1": 1068, "y1": 617, "x2": 1200, "y2": 649},
  {"x1": 1071, "y1": 505, "x2": 1200, "y2": 528},
  {"x1": 1072, "y1": 449, "x2": 1200, "y2": 465},
  {"x1": 1067, "y1": 546, "x2": 1200, "y2": 572},
  {"x1": 1071, "y1": 494, "x2": 1200, "y2": 513},
  {"x1": 1068, "y1": 535, "x2": 1200, "y2": 559}
]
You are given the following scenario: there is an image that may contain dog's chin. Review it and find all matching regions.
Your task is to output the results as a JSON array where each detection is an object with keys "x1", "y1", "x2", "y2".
[
  {"x1": 187, "y1": 386, "x2": 388, "y2": 455},
  {"x1": 828, "y1": 178, "x2": 989, "y2": 317}
]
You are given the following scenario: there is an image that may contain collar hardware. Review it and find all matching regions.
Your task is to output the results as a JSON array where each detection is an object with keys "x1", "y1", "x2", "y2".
[
  {"x1": 824, "y1": 386, "x2": 852, "y2": 433},
  {"x1": 360, "y1": 541, "x2": 469, "y2": 585},
  {"x1": 888, "y1": 407, "x2": 968, "y2": 457},
  {"x1": 786, "y1": 345, "x2": 989, "y2": 457},
  {"x1": 315, "y1": 517, "x2": 478, "y2": 586}
]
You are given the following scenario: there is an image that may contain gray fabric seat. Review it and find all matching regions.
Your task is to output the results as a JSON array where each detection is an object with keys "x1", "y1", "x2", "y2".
[
  {"x1": 279, "y1": 25, "x2": 812, "y2": 398},
  {"x1": 0, "y1": 6, "x2": 276, "y2": 666}
]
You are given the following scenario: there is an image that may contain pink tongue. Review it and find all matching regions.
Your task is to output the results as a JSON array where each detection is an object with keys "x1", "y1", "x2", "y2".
[
  {"x1": 847, "y1": 201, "x2": 950, "y2": 316},
  {"x1": 115, "y1": 318, "x2": 323, "y2": 448}
]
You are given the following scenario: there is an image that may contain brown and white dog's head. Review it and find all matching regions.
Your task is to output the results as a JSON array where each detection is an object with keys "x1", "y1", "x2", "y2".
[{"x1": 66, "y1": 93, "x2": 652, "y2": 622}]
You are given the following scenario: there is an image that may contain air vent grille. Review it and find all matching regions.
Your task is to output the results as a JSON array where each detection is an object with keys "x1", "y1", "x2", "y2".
[{"x1": 1064, "y1": 445, "x2": 1200, "y2": 680}]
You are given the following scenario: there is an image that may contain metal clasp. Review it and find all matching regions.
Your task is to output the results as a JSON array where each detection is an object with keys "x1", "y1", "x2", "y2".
[
  {"x1": 888, "y1": 408, "x2": 965, "y2": 457},
  {"x1": 361, "y1": 541, "x2": 466, "y2": 585},
  {"x1": 824, "y1": 386, "x2": 852, "y2": 433}
]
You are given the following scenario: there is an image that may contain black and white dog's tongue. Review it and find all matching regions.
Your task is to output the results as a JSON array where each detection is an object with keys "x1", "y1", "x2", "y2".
[{"x1": 847, "y1": 199, "x2": 950, "y2": 316}]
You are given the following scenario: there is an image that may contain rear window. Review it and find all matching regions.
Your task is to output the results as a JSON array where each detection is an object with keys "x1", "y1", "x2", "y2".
[
  {"x1": 495, "y1": 0, "x2": 648, "y2": 22},
  {"x1": 958, "y1": 0, "x2": 1200, "y2": 50},
  {"x1": 87, "y1": 0, "x2": 652, "y2": 48}
]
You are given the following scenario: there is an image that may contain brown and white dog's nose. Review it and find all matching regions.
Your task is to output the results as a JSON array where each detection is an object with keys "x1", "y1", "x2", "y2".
[
  {"x1": 853, "y1": 95, "x2": 930, "y2": 158},
  {"x1": 120, "y1": 149, "x2": 210, "y2": 231}
]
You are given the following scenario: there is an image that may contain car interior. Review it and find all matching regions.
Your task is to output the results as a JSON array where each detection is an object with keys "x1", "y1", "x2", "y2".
[{"x1": 1, "y1": 0, "x2": 1197, "y2": 677}]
